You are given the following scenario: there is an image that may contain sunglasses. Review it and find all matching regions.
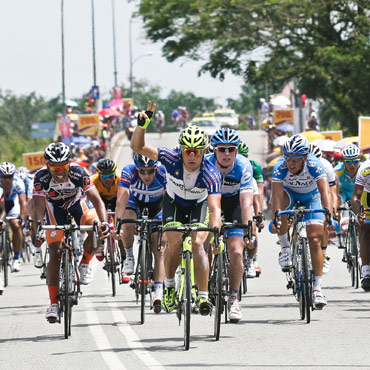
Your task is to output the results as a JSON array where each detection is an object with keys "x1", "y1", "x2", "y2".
[
  {"x1": 138, "y1": 169, "x2": 156, "y2": 175},
  {"x1": 48, "y1": 163, "x2": 70, "y2": 172},
  {"x1": 181, "y1": 147, "x2": 204, "y2": 156},
  {"x1": 1, "y1": 175, "x2": 13, "y2": 179},
  {"x1": 284, "y1": 155, "x2": 305, "y2": 162},
  {"x1": 216, "y1": 146, "x2": 237, "y2": 153},
  {"x1": 100, "y1": 172, "x2": 116, "y2": 179},
  {"x1": 344, "y1": 159, "x2": 360, "y2": 165}
]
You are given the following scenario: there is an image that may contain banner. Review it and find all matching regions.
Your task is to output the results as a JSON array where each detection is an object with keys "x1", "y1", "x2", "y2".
[
  {"x1": 78, "y1": 114, "x2": 100, "y2": 136},
  {"x1": 321, "y1": 130, "x2": 343, "y2": 141},
  {"x1": 58, "y1": 115, "x2": 71, "y2": 138},
  {"x1": 31, "y1": 121, "x2": 56, "y2": 139},
  {"x1": 359, "y1": 116, "x2": 370, "y2": 153},
  {"x1": 273, "y1": 109, "x2": 294, "y2": 126},
  {"x1": 23, "y1": 152, "x2": 46, "y2": 171}
]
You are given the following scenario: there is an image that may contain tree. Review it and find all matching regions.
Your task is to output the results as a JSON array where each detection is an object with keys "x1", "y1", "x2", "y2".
[{"x1": 137, "y1": 0, "x2": 370, "y2": 133}]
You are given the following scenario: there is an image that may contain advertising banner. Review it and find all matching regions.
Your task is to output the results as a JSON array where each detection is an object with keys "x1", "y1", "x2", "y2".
[
  {"x1": 359, "y1": 116, "x2": 370, "y2": 153},
  {"x1": 23, "y1": 152, "x2": 46, "y2": 171},
  {"x1": 321, "y1": 130, "x2": 343, "y2": 141},
  {"x1": 273, "y1": 109, "x2": 294, "y2": 126},
  {"x1": 78, "y1": 114, "x2": 100, "y2": 136},
  {"x1": 58, "y1": 115, "x2": 71, "y2": 138}
]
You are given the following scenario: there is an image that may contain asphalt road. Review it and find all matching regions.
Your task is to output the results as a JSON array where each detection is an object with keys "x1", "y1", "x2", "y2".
[{"x1": 1, "y1": 130, "x2": 370, "y2": 370}]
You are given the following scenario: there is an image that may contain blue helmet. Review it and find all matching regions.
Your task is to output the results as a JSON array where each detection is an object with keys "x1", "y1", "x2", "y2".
[
  {"x1": 134, "y1": 153, "x2": 158, "y2": 168},
  {"x1": 210, "y1": 128, "x2": 241, "y2": 147},
  {"x1": 282, "y1": 134, "x2": 309, "y2": 156}
]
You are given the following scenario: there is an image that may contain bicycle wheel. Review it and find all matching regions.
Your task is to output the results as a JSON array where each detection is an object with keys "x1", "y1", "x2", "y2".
[
  {"x1": 301, "y1": 238, "x2": 311, "y2": 324},
  {"x1": 63, "y1": 248, "x2": 71, "y2": 339},
  {"x1": 214, "y1": 252, "x2": 223, "y2": 340},
  {"x1": 223, "y1": 254, "x2": 230, "y2": 324},
  {"x1": 3, "y1": 232, "x2": 11, "y2": 288},
  {"x1": 292, "y1": 244, "x2": 305, "y2": 320},
  {"x1": 351, "y1": 226, "x2": 360, "y2": 289},
  {"x1": 242, "y1": 249, "x2": 247, "y2": 294},
  {"x1": 139, "y1": 241, "x2": 147, "y2": 325},
  {"x1": 107, "y1": 235, "x2": 116, "y2": 297},
  {"x1": 184, "y1": 251, "x2": 191, "y2": 350}
]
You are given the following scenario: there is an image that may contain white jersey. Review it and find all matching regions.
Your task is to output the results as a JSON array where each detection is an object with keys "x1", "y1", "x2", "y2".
[
  {"x1": 252, "y1": 178, "x2": 259, "y2": 195},
  {"x1": 321, "y1": 157, "x2": 336, "y2": 186},
  {"x1": 355, "y1": 159, "x2": 370, "y2": 193}
]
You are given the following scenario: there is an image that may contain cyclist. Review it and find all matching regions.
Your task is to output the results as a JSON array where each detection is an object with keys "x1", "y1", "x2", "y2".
[
  {"x1": 352, "y1": 158, "x2": 370, "y2": 291},
  {"x1": 90, "y1": 157, "x2": 124, "y2": 262},
  {"x1": 0, "y1": 162, "x2": 27, "y2": 272},
  {"x1": 309, "y1": 144, "x2": 338, "y2": 274},
  {"x1": 32, "y1": 142, "x2": 109, "y2": 322},
  {"x1": 131, "y1": 101, "x2": 222, "y2": 316},
  {"x1": 238, "y1": 141, "x2": 265, "y2": 276},
  {"x1": 206, "y1": 128, "x2": 255, "y2": 322},
  {"x1": 335, "y1": 144, "x2": 361, "y2": 206},
  {"x1": 270, "y1": 134, "x2": 331, "y2": 308},
  {"x1": 114, "y1": 153, "x2": 166, "y2": 313}
]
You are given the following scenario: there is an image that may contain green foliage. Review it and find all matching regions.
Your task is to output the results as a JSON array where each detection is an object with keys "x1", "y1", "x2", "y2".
[{"x1": 137, "y1": 0, "x2": 370, "y2": 133}]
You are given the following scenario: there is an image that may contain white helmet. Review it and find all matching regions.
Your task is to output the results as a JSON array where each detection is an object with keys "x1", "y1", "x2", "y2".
[
  {"x1": 342, "y1": 144, "x2": 360, "y2": 160},
  {"x1": 309, "y1": 144, "x2": 322, "y2": 159},
  {"x1": 44, "y1": 142, "x2": 71, "y2": 163},
  {"x1": 0, "y1": 162, "x2": 16, "y2": 176},
  {"x1": 282, "y1": 134, "x2": 309, "y2": 156}
]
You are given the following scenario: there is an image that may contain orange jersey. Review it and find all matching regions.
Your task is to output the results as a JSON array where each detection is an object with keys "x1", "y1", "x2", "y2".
[{"x1": 90, "y1": 173, "x2": 119, "y2": 201}]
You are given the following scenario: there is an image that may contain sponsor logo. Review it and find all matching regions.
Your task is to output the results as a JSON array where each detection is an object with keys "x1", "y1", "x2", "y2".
[
  {"x1": 316, "y1": 166, "x2": 323, "y2": 173},
  {"x1": 361, "y1": 168, "x2": 370, "y2": 177},
  {"x1": 51, "y1": 231, "x2": 57, "y2": 237},
  {"x1": 307, "y1": 160, "x2": 315, "y2": 168},
  {"x1": 273, "y1": 169, "x2": 281, "y2": 176}
]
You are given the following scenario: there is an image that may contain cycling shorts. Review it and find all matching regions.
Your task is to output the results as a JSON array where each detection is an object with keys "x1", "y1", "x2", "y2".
[
  {"x1": 360, "y1": 191, "x2": 370, "y2": 224},
  {"x1": 126, "y1": 194, "x2": 163, "y2": 221},
  {"x1": 45, "y1": 197, "x2": 97, "y2": 245},
  {"x1": 162, "y1": 193, "x2": 208, "y2": 226},
  {"x1": 284, "y1": 187, "x2": 324, "y2": 225},
  {"x1": 221, "y1": 193, "x2": 243, "y2": 238},
  {"x1": 5, "y1": 198, "x2": 20, "y2": 218}
]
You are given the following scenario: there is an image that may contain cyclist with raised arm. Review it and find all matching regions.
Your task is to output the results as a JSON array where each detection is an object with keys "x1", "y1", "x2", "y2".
[
  {"x1": 32, "y1": 142, "x2": 109, "y2": 322},
  {"x1": 271, "y1": 134, "x2": 331, "y2": 308},
  {"x1": 90, "y1": 157, "x2": 125, "y2": 262},
  {"x1": 309, "y1": 144, "x2": 338, "y2": 274},
  {"x1": 114, "y1": 153, "x2": 167, "y2": 313},
  {"x1": 206, "y1": 128, "x2": 255, "y2": 322},
  {"x1": 131, "y1": 101, "x2": 222, "y2": 316},
  {"x1": 0, "y1": 162, "x2": 27, "y2": 272},
  {"x1": 351, "y1": 158, "x2": 370, "y2": 291},
  {"x1": 238, "y1": 141, "x2": 265, "y2": 276}
]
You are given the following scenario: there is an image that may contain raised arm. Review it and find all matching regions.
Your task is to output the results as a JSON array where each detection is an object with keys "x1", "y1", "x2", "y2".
[{"x1": 131, "y1": 100, "x2": 159, "y2": 161}]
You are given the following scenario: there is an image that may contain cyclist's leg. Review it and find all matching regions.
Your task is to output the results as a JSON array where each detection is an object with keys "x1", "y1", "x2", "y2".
[
  {"x1": 360, "y1": 191, "x2": 370, "y2": 290},
  {"x1": 6, "y1": 200, "x2": 23, "y2": 270}
]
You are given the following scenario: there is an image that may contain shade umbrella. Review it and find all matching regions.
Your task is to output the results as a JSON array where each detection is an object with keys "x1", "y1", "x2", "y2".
[
  {"x1": 334, "y1": 136, "x2": 359, "y2": 150},
  {"x1": 109, "y1": 99, "x2": 123, "y2": 108},
  {"x1": 273, "y1": 135, "x2": 289, "y2": 147},
  {"x1": 317, "y1": 139, "x2": 336, "y2": 152},
  {"x1": 65, "y1": 99, "x2": 79, "y2": 107},
  {"x1": 271, "y1": 95, "x2": 291, "y2": 109},
  {"x1": 67, "y1": 113, "x2": 79, "y2": 121},
  {"x1": 276, "y1": 123, "x2": 294, "y2": 132},
  {"x1": 299, "y1": 130, "x2": 326, "y2": 142},
  {"x1": 99, "y1": 108, "x2": 121, "y2": 117}
]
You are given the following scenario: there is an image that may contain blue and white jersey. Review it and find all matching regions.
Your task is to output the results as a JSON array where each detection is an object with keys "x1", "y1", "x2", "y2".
[
  {"x1": 272, "y1": 153, "x2": 326, "y2": 193},
  {"x1": 0, "y1": 175, "x2": 26, "y2": 201},
  {"x1": 158, "y1": 147, "x2": 221, "y2": 207},
  {"x1": 119, "y1": 164, "x2": 166, "y2": 203},
  {"x1": 206, "y1": 153, "x2": 253, "y2": 197},
  {"x1": 335, "y1": 161, "x2": 361, "y2": 201}
]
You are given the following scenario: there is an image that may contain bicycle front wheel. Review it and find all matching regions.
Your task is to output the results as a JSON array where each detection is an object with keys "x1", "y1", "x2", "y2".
[
  {"x1": 184, "y1": 251, "x2": 192, "y2": 350},
  {"x1": 63, "y1": 248, "x2": 71, "y2": 339},
  {"x1": 214, "y1": 252, "x2": 223, "y2": 340},
  {"x1": 351, "y1": 225, "x2": 360, "y2": 289},
  {"x1": 140, "y1": 241, "x2": 147, "y2": 325},
  {"x1": 301, "y1": 238, "x2": 311, "y2": 324},
  {"x1": 1, "y1": 231, "x2": 9, "y2": 288},
  {"x1": 107, "y1": 235, "x2": 116, "y2": 297}
]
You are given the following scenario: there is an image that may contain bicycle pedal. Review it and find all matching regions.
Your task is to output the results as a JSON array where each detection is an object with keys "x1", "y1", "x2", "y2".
[{"x1": 47, "y1": 317, "x2": 57, "y2": 324}]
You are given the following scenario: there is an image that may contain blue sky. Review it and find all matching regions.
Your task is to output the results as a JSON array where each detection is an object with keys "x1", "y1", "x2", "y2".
[{"x1": 0, "y1": 0, "x2": 244, "y2": 105}]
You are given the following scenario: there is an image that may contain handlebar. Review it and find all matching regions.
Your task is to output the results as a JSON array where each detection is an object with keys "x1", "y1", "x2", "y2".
[{"x1": 115, "y1": 217, "x2": 163, "y2": 235}]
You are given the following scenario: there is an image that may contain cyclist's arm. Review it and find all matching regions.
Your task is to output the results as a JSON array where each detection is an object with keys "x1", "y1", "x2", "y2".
[
  {"x1": 85, "y1": 187, "x2": 107, "y2": 223},
  {"x1": 257, "y1": 182, "x2": 264, "y2": 210},
  {"x1": 352, "y1": 183, "x2": 364, "y2": 215},
  {"x1": 271, "y1": 181, "x2": 284, "y2": 216},
  {"x1": 240, "y1": 192, "x2": 253, "y2": 225},
  {"x1": 330, "y1": 184, "x2": 339, "y2": 215},
  {"x1": 115, "y1": 186, "x2": 130, "y2": 219},
  {"x1": 253, "y1": 193, "x2": 260, "y2": 216},
  {"x1": 317, "y1": 177, "x2": 331, "y2": 214},
  {"x1": 208, "y1": 193, "x2": 221, "y2": 230},
  {"x1": 33, "y1": 195, "x2": 46, "y2": 225},
  {"x1": 19, "y1": 193, "x2": 27, "y2": 221}
]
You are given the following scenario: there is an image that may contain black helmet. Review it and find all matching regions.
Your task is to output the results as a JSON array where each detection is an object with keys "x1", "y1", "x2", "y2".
[
  {"x1": 44, "y1": 142, "x2": 71, "y2": 163},
  {"x1": 134, "y1": 153, "x2": 158, "y2": 168},
  {"x1": 96, "y1": 157, "x2": 117, "y2": 174}
]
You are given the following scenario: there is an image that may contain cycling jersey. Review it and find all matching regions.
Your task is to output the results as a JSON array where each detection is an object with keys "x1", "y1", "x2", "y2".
[
  {"x1": 272, "y1": 153, "x2": 326, "y2": 193},
  {"x1": 0, "y1": 175, "x2": 26, "y2": 216},
  {"x1": 249, "y1": 159, "x2": 264, "y2": 183},
  {"x1": 91, "y1": 173, "x2": 119, "y2": 201},
  {"x1": 335, "y1": 161, "x2": 361, "y2": 202},
  {"x1": 119, "y1": 164, "x2": 166, "y2": 203},
  {"x1": 158, "y1": 148, "x2": 221, "y2": 207},
  {"x1": 321, "y1": 157, "x2": 336, "y2": 187},
  {"x1": 206, "y1": 154, "x2": 254, "y2": 197},
  {"x1": 33, "y1": 163, "x2": 94, "y2": 209},
  {"x1": 355, "y1": 160, "x2": 370, "y2": 223}
]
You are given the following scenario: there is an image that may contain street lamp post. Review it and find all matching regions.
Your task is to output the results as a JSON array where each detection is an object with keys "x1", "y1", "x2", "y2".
[
  {"x1": 128, "y1": 17, "x2": 152, "y2": 97},
  {"x1": 111, "y1": 0, "x2": 118, "y2": 86},
  {"x1": 91, "y1": 0, "x2": 97, "y2": 86},
  {"x1": 61, "y1": 0, "x2": 65, "y2": 108}
]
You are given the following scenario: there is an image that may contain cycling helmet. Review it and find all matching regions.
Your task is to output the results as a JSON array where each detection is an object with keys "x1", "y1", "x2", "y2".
[
  {"x1": 44, "y1": 142, "x2": 71, "y2": 163},
  {"x1": 178, "y1": 125, "x2": 209, "y2": 149},
  {"x1": 210, "y1": 128, "x2": 241, "y2": 147},
  {"x1": 342, "y1": 144, "x2": 360, "y2": 160},
  {"x1": 96, "y1": 157, "x2": 117, "y2": 174},
  {"x1": 134, "y1": 153, "x2": 158, "y2": 168},
  {"x1": 282, "y1": 134, "x2": 309, "y2": 156},
  {"x1": 309, "y1": 144, "x2": 322, "y2": 159},
  {"x1": 0, "y1": 162, "x2": 16, "y2": 176},
  {"x1": 238, "y1": 141, "x2": 249, "y2": 157}
]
